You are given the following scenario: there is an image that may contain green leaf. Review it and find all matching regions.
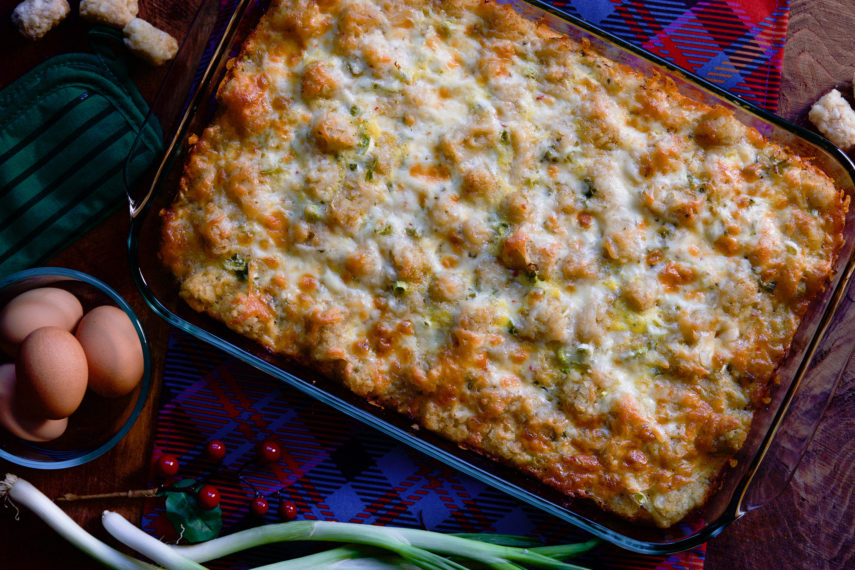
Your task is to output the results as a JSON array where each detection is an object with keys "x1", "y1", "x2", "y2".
[
  {"x1": 531, "y1": 538, "x2": 600, "y2": 560},
  {"x1": 449, "y1": 533, "x2": 542, "y2": 547},
  {"x1": 170, "y1": 478, "x2": 197, "y2": 491},
  {"x1": 162, "y1": 486, "x2": 223, "y2": 544}
]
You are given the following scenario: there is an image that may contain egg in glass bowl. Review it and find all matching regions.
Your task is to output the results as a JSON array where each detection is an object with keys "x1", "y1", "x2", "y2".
[{"x1": 0, "y1": 267, "x2": 151, "y2": 469}]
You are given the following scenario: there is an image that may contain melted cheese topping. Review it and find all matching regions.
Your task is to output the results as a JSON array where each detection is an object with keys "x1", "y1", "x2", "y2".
[{"x1": 160, "y1": 0, "x2": 848, "y2": 527}]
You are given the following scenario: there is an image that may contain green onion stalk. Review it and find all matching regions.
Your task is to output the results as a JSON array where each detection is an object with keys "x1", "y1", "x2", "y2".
[
  {"x1": 0, "y1": 474, "x2": 156, "y2": 570},
  {"x1": 165, "y1": 520, "x2": 597, "y2": 569},
  {"x1": 2, "y1": 473, "x2": 598, "y2": 570}
]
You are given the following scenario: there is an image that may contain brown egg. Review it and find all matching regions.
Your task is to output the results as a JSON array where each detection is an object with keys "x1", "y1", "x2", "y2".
[
  {"x1": 16, "y1": 327, "x2": 88, "y2": 419},
  {"x1": 0, "y1": 363, "x2": 68, "y2": 442},
  {"x1": 75, "y1": 305, "x2": 144, "y2": 398},
  {"x1": 0, "y1": 287, "x2": 83, "y2": 357}
]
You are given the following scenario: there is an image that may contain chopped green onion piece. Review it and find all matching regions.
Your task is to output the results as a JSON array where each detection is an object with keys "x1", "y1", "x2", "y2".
[
  {"x1": 556, "y1": 347, "x2": 589, "y2": 374},
  {"x1": 582, "y1": 178, "x2": 596, "y2": 199},
  {"x1": 542, "y1": 148, "x2": 560, "y2": 163},
  {"x1": 366, "y1": 156, "x2": 377, "y2": 181},
  {"x1": 631, "y1": 492, "x2": 647, "y2": 505},
  {"x1": 526, "y1": 263, "x2": 539, "y2": 284},
  {"x1": 304, "y1": 204, "x2": 322, "y2": 222},
  {"x1": 224, "y1": 254, "x2": 249, "y2": 280},
  {"x1": 359, "y1": 132, "x2": 371, "y2": 150},
  {"x1": 393, "y1": 281, "x2": 409, "y2": 295},
  {"x1": 495, "y1": 220, "x2": 511, "y2": 238}
]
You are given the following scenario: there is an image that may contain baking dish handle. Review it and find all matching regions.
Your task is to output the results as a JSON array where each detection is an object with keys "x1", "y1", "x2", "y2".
[
  {"x1": 124, "y1": 0, "x2": 250, "y2": 218},
  {"x1": 739, "y1": 282, "x2": 855, "y2": 512},
  {"x1": 125, "y1": 108, "x2": 166, "y2": 218}
]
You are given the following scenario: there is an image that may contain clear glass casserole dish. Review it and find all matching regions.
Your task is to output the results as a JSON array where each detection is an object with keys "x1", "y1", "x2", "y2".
[{"x1": 125, "y1": 0, "x2": 855, "y2": 553}]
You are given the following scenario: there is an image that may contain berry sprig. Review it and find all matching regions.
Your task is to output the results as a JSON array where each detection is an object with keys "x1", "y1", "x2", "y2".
[
  {"x1": 238, "y1": 439, "x2": 300, "y2": 521},
  {"x1": 152, "y1": 435, "x2": 303, "y2": 542},
  {"x1": 151, "y1": 448, "x2": 224, "y2": 543}
]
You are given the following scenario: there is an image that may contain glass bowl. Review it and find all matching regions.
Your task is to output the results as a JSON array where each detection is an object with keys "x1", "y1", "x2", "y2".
[{"x1": 0, "y1": 267, "x2": 151, "y2": 469}]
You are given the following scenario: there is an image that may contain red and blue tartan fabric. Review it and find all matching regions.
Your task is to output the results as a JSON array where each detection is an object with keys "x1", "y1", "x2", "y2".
[
  {"x1": 143, "y1": 1, "x2": 791, "y2": 568},
  {"x1": 552, "y1": 0, "x2": 789, "y2": 111}
]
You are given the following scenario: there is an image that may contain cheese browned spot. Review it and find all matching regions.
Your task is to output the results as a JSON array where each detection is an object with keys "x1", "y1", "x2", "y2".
[{"x1": 160, "y1": 0, "x2": 848, "y2": 527}]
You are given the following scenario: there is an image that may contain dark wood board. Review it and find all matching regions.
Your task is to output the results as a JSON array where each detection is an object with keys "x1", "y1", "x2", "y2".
[{"x1": 706, "y1": 1, "x2": 855, "y2": 568}]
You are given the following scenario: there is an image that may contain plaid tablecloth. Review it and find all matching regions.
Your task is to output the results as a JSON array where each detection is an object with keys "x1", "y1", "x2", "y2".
[{"x1": 143, "y1": 2, "x2": 791, "y2": 568}]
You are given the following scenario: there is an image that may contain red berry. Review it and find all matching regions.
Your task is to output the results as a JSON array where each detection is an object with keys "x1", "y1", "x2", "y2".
[
  {"x1": 250, "y1": 495, "x2": 269, "y2": 517},
  {"x1": 156, "y1": 454, "x2": 180, "y2": 478},
  {"x1": 279, "y1": 500, "x2": 297, "y2": 521},
  {"x1": 205, "y1": 440, "x2": 226, "y2": 462},
  {"x1": 258, "y1": 439, "x2": 281, "y2": 463},
  {"x1": 197, "y1": 485, "x2": 220, "y2": 510}
]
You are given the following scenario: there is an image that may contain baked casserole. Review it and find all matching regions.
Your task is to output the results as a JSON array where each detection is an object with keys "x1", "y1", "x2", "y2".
[{"x1": 160, "y1": 0, "x2": 848, "y2": 527}]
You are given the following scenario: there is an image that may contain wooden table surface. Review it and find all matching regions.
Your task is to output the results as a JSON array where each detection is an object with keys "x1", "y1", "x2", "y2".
[{"x1": 0, "y1": 1, "x2": 853, "y2": 568}]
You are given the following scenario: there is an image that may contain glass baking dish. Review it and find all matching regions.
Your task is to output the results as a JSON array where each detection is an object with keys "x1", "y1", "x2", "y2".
[{"x1": 125, "y1": 0, "x2": 855, "y2": 554}]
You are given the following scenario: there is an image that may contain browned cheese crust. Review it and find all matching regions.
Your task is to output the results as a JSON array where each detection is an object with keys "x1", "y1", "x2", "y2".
[{"x1": 160, "y1": 0, "x2": 848, "y2": 526}]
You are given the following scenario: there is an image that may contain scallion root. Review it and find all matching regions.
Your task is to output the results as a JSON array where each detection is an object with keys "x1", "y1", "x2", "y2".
[{"x1": 1, "y1": 474, "x2": 156, "y2": 570}]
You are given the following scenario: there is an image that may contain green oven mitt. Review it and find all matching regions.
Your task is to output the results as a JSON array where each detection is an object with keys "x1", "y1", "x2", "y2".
[{"x1": 0, "y1": 27, "x2": 163, "y2": 274}]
